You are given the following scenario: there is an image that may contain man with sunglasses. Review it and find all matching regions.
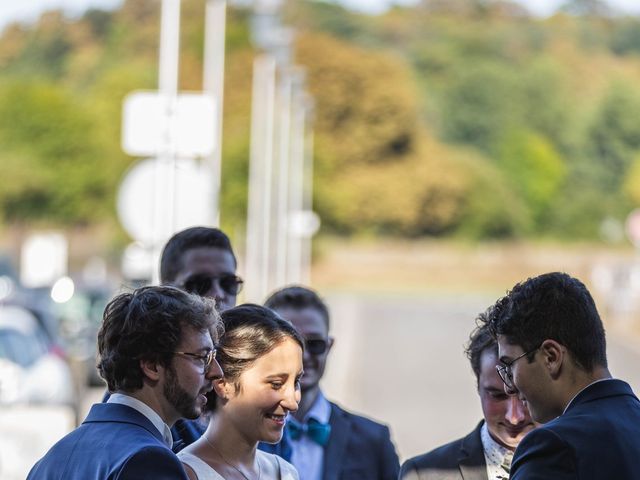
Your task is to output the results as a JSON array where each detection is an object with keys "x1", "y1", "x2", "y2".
[
  {"x1": 261, "y1": 285, "x2": 400, "y2": 480},
  {"x1": 400, "y1": 307, "x2": 535, "y2": 480},
  {"x1": 486, "y1": 272, "x2": 640, "y2": 480},
  {"x1": 104, "y1": 226, "x2": 242, "y2": 450},
  {"x1": 28, "y1": 286, "x2": 222, "y2": 479},
  {"x1": 161, "y1": 226, "x2": 242, "y2": 449},
  {"x1": 160, "y1": 226, "x2": 243, "y2": 313}
]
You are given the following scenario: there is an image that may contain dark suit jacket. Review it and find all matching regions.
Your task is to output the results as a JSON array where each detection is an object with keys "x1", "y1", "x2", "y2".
[
  {"x1": 511, "y1": 379, "x2": 640, "y2": 480},
  {"x1": 400, "y1": 421, "x2": 488, "y2": 480},
  {"x1": 261, "y1": 401, "x2": 399, "y2": 480},
  {"x1": 27, "y1": 403, "x2": 189, "y2": 480}
]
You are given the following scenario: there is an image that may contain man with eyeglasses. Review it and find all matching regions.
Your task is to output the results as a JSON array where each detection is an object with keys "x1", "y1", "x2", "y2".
[
  {"x1": 28, "y1": 286, "x2": 222, "y2": 479},
  {"x1": 260, "y1": 285, "x2": 400, "y2": 480},
  {"x1": 103, "y1": 226, "x2": 242, "y2": 450},
  {"x1": 400, "y1": 306, "x2": 536, "y2": 480},
  {"x1": 485, "y1": 272, "x2": 640, "y2": 480},
  {"x1": 161, "y1": 226, "x2": 242, "y2": 449}
]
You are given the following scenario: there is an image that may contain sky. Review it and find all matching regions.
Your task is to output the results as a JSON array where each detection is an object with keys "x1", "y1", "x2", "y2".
[{"x1": 1, "y1": 0, "x2": 640, "y2": 32}]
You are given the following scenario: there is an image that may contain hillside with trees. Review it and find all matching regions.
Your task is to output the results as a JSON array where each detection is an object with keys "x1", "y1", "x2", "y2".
[{"x1": 1, "y1": 0, "x2": 640, "y2": 245}]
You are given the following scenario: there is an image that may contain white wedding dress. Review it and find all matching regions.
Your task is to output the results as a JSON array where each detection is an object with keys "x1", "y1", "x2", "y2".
[{"x1": 178, "y1": 450, "x2": 299, "y2": 480}]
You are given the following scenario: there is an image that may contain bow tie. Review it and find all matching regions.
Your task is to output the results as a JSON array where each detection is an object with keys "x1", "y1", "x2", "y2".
[{"x1": 287, "y1": 418, "x2": 331, "y2": 446}]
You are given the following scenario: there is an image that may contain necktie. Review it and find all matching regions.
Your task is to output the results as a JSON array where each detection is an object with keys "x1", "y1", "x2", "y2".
[
  {"x1": 287, "y1": 418, "x2": 331, "y2": 446},
  {"x1": 496, "y1": 451, "x2": 513, "y2": 480}
]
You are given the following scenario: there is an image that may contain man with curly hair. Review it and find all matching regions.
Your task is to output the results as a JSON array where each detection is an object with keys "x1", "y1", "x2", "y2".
[{"x1": 28, "y1": 286, "x2": 222, "y2": 480}]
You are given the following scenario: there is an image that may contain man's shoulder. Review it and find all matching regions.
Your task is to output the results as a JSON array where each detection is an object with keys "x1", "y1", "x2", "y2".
[{"x1": 328, "y1": 401, "x2": 390, "y2": 435}]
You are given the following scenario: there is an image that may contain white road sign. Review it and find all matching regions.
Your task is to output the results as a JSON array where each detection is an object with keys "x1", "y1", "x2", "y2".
[{"x1": 122, "y1": 91, "x2": 216, "y2": 157}]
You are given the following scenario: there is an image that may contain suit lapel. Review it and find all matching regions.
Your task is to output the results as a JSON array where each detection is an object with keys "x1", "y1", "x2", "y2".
[
  {"x1": 458, "y1": 421, "x2": 489, "y2": 480},
  {"x1": 322, "y1": 403, "x2": 350, "y2": 480}
]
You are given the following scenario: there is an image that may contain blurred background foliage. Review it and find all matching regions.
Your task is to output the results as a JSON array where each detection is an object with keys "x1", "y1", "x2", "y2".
[{"x1": 1, "y1": 0, "x2": 640, "y2": 244}]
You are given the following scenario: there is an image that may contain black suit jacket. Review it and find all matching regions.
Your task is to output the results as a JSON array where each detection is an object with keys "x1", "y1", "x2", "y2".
[
  {"x1": 324, "y1": 402, "x2": 399, "y2": 480},
  {"x1": 400, "y1": 421, "x2": 488, "y2": 480},
  {"x1": 261, "y1": 401, "x2": 399, "y2": 480},
  {"x1": 511, "y1": 379, "x2": 640, "y2": 480}
]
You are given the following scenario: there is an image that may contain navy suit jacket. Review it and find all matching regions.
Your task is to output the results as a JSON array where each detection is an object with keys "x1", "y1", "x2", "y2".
[
  {"x1": 27, "y1": 403, "x2": 189, "y2": 480},
  {"x1": 400, "y1": 421, "x2": 488, "y2": 480},
  {"x1": 511, "y1": 379, "x2": 640, "y2": 480},
  {"x1": 261, "y1": 401, "x2": 399, "y2": 480}
]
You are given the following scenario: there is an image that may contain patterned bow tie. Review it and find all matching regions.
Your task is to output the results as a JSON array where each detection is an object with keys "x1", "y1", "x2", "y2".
[{"x1": 287, "y1": 418, "x2": 331, "y2": 446}]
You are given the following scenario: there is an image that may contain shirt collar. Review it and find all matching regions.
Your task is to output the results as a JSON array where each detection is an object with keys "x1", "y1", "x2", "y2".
[
  {"x1": 563, "y1": 377, "x2": 615, "y2": 414},
  {"x1": 480, "y1": 422, "x2": 513, "y2": 480},
  {"x1": 108, "y1": 393, "x2": 173, "y2": 447}
]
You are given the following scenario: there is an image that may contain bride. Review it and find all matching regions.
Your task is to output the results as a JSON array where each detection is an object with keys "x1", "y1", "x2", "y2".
[{"x1": 178, "y1": 304, "x2": 303, "y2": 480}]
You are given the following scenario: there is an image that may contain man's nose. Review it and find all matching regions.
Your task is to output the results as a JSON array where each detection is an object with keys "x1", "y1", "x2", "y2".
[
  {"x1": 206, "y1": 279, "x2": 226, "y2": 300},
  {"x1": 205, "y1": 357, "x2": 223, "y2": 380},
  {"x1": 505, "y1": 395, "x2": 526, "y2": 424}
]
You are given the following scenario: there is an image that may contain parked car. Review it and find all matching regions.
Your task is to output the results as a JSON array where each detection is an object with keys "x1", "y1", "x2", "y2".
[{"x1": 0, "y1": 303, "x2": 75, "y2": 405}]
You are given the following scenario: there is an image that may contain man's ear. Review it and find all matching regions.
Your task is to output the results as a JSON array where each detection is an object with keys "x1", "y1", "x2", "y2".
[
  {"x1": 540, "y1": 339, "x2": 565, "y2": 379},
  {"x1": 140, "y1": 358, "x2": 162, "y2": 382},
  {"x1": 326, "y1": 336, "x2": 335, "y2": 354}
]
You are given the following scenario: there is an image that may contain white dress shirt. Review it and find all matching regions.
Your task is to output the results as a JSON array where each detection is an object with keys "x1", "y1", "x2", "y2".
[
  {"x1": 480, "y1": 422, "x2": 514, "y2": 480},
  {"x1": 108, "y1": 393, "x2": 173, "y2": 448}
]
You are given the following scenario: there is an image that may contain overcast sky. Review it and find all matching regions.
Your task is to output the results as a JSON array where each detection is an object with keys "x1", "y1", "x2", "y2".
[{"x1": 1, "y1": 0, "x2": 639, "y2": 32}]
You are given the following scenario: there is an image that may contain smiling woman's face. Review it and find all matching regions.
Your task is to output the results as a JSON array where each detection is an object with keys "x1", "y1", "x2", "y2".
[{"x1": 218, "y1": 337, "x2": 303, "y2": 444}]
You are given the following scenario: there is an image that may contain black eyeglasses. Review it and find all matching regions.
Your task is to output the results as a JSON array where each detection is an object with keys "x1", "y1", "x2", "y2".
[
  {"x1": 182, "y1": 273, "x2": 243, "y2": 297},
  {"x1": 496, "y1": 346, "x2": 539, "y2": 390},
  {"x1": 173, "y1": 349, "x2": 217, "y2": 371},
  {"x1": 305, "y1": 338, "x2": 329, "y2": 355}
]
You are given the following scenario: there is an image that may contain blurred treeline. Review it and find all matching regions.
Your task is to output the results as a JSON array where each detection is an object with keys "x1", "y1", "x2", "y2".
[{"x1": 2, "y1": 0, "x2": 640, "y2": 244}]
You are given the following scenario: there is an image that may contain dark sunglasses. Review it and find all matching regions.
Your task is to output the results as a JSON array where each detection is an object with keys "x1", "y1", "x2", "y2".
[
  {"x1": 183, "y1": 273, "x2": 244, "y2": 297},
  {"x1": 305, "y1": 338, "x2": 329, "y2": 355}
]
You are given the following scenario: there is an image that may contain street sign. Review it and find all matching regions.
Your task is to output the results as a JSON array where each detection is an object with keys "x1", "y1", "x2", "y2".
[
  {"x1": 122, "y1": 91, "x2": 216, "y2": 157},
  {"x1": 116, "y1": 157, "x2": 211, "y2": 245}
]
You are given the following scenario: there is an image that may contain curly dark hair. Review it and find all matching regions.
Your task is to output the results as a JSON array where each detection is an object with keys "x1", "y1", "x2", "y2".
[
  {"x1": 264, "y1": 285, "x2": 330, "y2": 330},
  {"x1": 97, "y1": 285, "x2": 221, "y2": 393},
  {"x1": 160, "y1": 227, "x2": 236, "y2": 284},
  {"x1": 204, "y1": 304, "x2": 304, "y2": 411},
  {"x1": 486, "y1": 272, "x2": 607, "y2": 372}
]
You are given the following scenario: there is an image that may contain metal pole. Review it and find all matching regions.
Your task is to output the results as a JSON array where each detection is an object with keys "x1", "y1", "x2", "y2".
[
  {"x1": 203, "y1": 0, "x2": 226, "y2": 226},
  {"x1": 301, "y1": 97, "x2": 315, "y2": 285},
  {"x1": 274, "y1": 70, "x2": 293, "y2": 288},
  {"x1": 246, "y1": 54, "x2": 277, "y2": 302},
  {"x1": 152, "y1": 0, "x2": 181, "y2": 284},
  {"x1": 286, "y1": 71, "x2": 306, "y2": 284}
]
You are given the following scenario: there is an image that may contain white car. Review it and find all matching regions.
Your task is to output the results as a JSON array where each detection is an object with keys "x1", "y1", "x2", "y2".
[{"x1": 0, "y1": 304, "x2": 74, "y2": 405}]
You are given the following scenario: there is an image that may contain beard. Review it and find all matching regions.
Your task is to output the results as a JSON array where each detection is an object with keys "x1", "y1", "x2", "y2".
[{"x1": 164, "y1": 366, "x2": 200, "y2": 420}]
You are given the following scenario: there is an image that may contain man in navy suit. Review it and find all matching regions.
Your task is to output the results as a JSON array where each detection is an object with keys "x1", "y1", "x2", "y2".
[
  {"x1": 28, "y1": 286, "x2": 222, "y2": 479},
  {"x1": 103, "y1": 226, "x2": 242, "y2": 449},
  {"x1": 487, "y1": 272, "x2": 640, "y2": 479},
  {"x1": 400, "y1": 307, "x2": 535, "y2": 480},
  {"x1": 261, "y1": 286, "x2": 400, "y2": 480}
]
